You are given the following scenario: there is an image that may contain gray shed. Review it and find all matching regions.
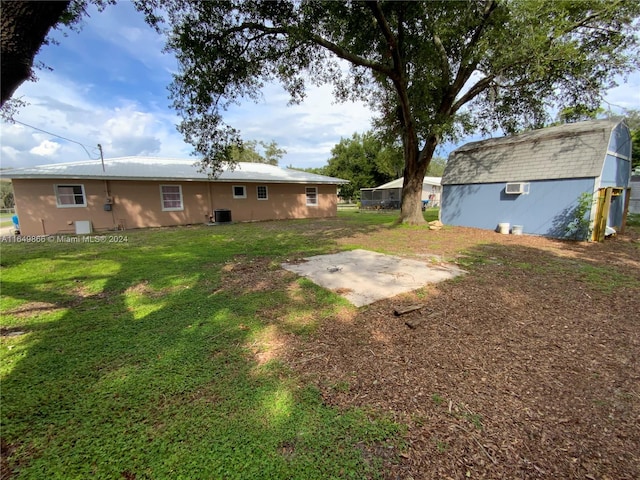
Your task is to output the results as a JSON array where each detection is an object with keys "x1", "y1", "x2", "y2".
[{"x1": 441, "y1": 119, "x2": 633, "y2": 240}]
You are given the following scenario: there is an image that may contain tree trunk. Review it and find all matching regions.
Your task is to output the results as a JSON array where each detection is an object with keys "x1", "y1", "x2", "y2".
[
  {"x1": 0, "y1": 0, "x2": 70, "y2": 107},
  {"x1": 399, "y1": 134, "x2": 437, "y2": 224}
]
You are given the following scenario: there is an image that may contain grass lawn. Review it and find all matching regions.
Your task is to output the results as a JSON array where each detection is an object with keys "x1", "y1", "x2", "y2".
[
  {"x1": 4, "y1": 208, "x2": 635, "y2": 479},
  {"x1": 627, "y1": 212, "x2": 640, "y2": 227},
  {"x1": 0, "y1": 212, "x2": 15, "y2": 228},
  {"x1": 1, "y1": 211, "x2": 437, "y2": 479}
]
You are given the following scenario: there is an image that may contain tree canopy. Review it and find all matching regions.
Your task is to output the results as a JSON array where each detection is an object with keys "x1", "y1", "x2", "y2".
[
  {"x1": 138, "y1": 0, "x2": 639, "y2": 223},
  {"x1": 317, "y1": 131, "x2": 445, "y2": 202},
  {"x1": 0, "y1": 180, "x2": 14, "y2": 209},
  {"x1": 320, "y1": 132, "x2": 401, "y2": 202},
  {"x1": 228, "y1": 139, "x2": 286, "y2": 165},
  {"x1": 304, "y1": 131, "x2": 446, "y2": 201},
  {"x1": 426, "y1": 157, "x2": 447, "y2": 178},
  {"x1": 0, "y1": 0, "x2": 112, "y2": 111}
]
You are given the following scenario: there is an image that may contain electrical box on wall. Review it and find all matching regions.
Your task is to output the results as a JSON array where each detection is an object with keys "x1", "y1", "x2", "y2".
[
  {"x1": 104, "y1": 204, "x2": 112, "y2": 211},
  {"x1": 75, "y1": 221, "x2": 92, "y2": 235}
]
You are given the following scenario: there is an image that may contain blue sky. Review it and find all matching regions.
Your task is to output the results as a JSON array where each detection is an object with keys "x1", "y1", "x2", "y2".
[{"x1": 1, "y1": 1, "x2": 639, "y2": 170}]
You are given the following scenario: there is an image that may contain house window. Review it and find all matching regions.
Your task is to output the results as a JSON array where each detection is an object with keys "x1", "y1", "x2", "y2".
[
  {"x1": 233, "y1": 185, "x2": 246, "y2": 199},
  {"x1": 55, "y1": 184, "x2": 86, "y2": 207},
  {"x1": 160, "y1": 185, "x2": 183, "y2": 211},
  {"x1": 306, "y1": 187, "x2": 318, "y2": 206},
  {"x1": 256, "y1": 185, "x2": 268, "y2": 200}
]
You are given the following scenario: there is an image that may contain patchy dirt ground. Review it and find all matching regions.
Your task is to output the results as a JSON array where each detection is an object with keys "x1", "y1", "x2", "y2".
[{"x1": 280, "y1": 224, "x2": 640, "y2": 479}]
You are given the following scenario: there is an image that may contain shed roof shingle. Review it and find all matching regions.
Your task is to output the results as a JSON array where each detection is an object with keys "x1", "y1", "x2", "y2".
[
  {"x1": 2, "y1": 157, "x2": 349, "y2": 184},
  {"x1": 442, "y1": 119, "x2": 623, "y2": 185}
]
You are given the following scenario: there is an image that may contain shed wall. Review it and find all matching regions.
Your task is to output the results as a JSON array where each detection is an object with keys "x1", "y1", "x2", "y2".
[
  {"x1": 12, "y1": 179, "x2": 338, "y2": 235},
  {"x1": 608, "y1": 192, "x2": 625, "y2": 229},
  {"x1": 600, "y1": 154, "x2": 631, "y2": 188},
  {"x1": 608, "y1": 122, "x2": 632, "y2": 159},
  {"x1": 630, "y1": 176, "x2": 640, "y2": 214},
  {"x1": 441, "y1": 178, "x2": 596, "y2": 238}
]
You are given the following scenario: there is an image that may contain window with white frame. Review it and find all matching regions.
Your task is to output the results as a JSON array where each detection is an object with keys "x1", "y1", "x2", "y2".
[
  {"x1": 256, "y1": 185, "x2": 268, "y2": 200},
  {"x1": 55, "y1": 184, "x2": 87, "y2": 207},
  {"x1": 233, "y1": 185, "x2": 247, "y2": 199},
  {"x1": 305, "y1": 186, "x2": 318, "y2": 206},
  {"x1": 160, "y1": 185, "x2": 183, "y2": 211}
]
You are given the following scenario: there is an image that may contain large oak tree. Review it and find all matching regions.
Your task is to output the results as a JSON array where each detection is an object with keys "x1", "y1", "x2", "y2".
[
  {"x1": 142, "y1": 1, "x2": 638, "y2": 223},
  {"x1": 0, "y1": 0, "x2": 112, "y2": 110},
  {"x1": 0, "y1": 0, "x2": 71, "y2": 106}
]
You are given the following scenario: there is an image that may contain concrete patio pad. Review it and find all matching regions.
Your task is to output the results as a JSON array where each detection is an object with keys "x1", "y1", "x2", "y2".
[{"x1": 281, "y1": 249, "x2": 466, "y2": 307}]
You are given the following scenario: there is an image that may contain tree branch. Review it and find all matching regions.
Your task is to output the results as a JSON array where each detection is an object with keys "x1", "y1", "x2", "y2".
[
  {"x1": 451, "y1": 0, "x2": 497, "y2": 94},
  {"x1": 226, "y1": 22, "x2": 393, "y2": 76},
  {"x1": 365, "y1": 1, "x2": 418, "y2": 157},
  {"x1": 366, "y1": 0, "x2": 399, "y2": 71},
  {"x1": 448, "y1": 0, "x2": 625, "y2": 115},
  {"x1": 433, "y1": 33, "x2": 451, "y2": 85},
  {"x1": 566, "y1": 0, "x2": 624, "y2": 32},
  {"x1": 451, "y1": 74, "x2": 495, "y2": 112},
  {"x1": 307, "y1": 31, "x2": 393, "y2": 76}
]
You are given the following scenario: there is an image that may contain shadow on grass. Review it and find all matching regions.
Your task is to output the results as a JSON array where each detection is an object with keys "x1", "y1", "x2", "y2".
[{"x1": 1, "y1": 221, "x2": 402, "y2": 479}]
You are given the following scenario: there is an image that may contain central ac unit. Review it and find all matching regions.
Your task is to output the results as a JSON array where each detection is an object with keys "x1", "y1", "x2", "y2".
[{"x1": 505, "y1": 182, "x2": 530, "y2": 195}]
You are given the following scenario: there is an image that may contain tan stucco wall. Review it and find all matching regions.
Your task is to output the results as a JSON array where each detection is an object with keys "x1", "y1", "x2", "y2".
[{"x1": 12, "y1": 179, "x2": 338, "y2": 235}]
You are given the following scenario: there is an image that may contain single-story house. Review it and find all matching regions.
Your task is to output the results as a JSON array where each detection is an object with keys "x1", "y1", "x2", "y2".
[
  {"x1": 440, "y1": 119, "x2": 632, "y2": 241},
  {"x1": 4, "y1": 157, "x2": 349, "y2": 235},
  {"x1": 360, "y1": 176, "x2": 442, "y2": 209}
]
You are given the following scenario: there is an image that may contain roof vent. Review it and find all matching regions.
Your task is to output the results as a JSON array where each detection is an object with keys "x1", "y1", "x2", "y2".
[{"x1": 505, "y1": 182, "x2": 530, "y2": 195}]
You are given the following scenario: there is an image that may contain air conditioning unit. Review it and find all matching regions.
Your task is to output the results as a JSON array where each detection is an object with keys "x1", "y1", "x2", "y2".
[{"x1": 505, "y1": 182, "x2": 530, "y2": 195}]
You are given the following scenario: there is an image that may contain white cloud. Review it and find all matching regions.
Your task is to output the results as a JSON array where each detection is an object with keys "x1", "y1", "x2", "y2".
[
  {"x1": 226, "y1": 83, "x2": 374, "y2": 167},
  {"x1": 29, "y1": 140, "x2": 61, "y2": 156},
  {"x1": 0, "y1": 68, "x2": 191, "y2": 168},
  {"x1": 101, "y1": 108, "x2": 161, "y2": 156}
]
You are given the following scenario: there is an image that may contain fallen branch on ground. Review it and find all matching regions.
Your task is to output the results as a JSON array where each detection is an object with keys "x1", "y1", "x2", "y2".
[{"x1": 393, "y1": 304, "x2": 425, "y2": 316}]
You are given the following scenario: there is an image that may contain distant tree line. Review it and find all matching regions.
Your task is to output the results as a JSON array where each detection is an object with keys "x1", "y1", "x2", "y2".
[
  {"x1": 229, "y1": 139, "x2": 286, "y2": 166},
  {"x1": 0, "y1": 181, "x2": 15, "y2": 209},
  {"x1": 298, "y1": 131, "x2": 446, "y2": 203}
]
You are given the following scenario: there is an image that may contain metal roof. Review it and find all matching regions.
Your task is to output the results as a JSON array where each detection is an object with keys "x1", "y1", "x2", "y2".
[
  {"x1": 442, "y1": 119, "x2": 624, "y2": 185},
  {"x1": 370, "y1": 176, "x2": 441, "y2": 190},
  {"x1": 2, "y1": 157, "x2": 349, "y2": 184}
]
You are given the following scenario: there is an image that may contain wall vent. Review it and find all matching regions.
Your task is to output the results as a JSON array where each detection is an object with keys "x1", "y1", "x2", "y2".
[{"x1": 505, "y1": 182, "x2": 530, "y2": 195}]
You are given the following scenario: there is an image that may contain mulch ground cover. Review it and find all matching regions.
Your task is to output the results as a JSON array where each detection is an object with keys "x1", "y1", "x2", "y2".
[{"x1": 282, "y1": 225, "x2": 640, "y2": 479}]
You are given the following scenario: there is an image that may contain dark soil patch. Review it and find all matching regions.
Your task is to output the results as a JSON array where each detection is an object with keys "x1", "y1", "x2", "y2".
[
  {"x1": 215, "y1": 256, "x2": 296, "y2": 294},
  {"x1": 283, "y1": 226, "x2": 640, "y2": 479}
]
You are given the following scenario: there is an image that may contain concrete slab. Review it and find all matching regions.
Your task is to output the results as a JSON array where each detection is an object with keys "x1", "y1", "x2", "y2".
[
  {"x1": 0, "y1": 225, "x2": 16, "y2": 236},
  {"x1": 282, "y1": 249, "x2": 466, "y2": 307}
]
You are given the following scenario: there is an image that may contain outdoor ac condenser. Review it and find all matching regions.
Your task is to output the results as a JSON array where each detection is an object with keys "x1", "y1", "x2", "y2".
[{"x1": 505, "y1": 182, "x2": 530, "y2": 195}]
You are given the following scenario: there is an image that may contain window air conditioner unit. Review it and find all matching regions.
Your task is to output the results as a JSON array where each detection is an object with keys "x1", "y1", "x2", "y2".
[{"x1": 505, "y1": 182, "x2": 530, "y2": 195}]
